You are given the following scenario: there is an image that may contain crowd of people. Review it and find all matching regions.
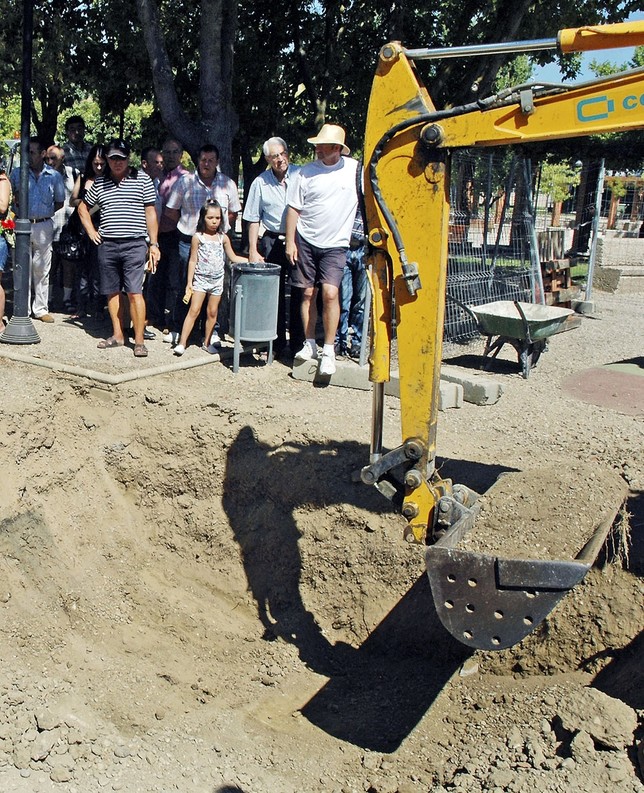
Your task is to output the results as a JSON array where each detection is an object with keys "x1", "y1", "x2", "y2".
[{"x1": 0, "y1": 118, "x2": 368, "y2": 371}]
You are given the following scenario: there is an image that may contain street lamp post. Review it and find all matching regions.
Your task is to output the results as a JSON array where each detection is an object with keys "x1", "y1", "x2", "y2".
[{"x1": 1, "y1": 0, "x2": 40, "y2": 345}]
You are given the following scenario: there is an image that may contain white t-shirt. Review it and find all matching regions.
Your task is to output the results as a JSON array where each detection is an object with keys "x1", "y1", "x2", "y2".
[{"x1": 287, "y1": 156, "x2": 359, "y2": 248}]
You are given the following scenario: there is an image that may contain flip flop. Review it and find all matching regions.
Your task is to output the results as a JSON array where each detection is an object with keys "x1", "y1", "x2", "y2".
[
  {"x1": 97, "y1": 336, "x2": 124, "y2": 349},
  {"x1": 133, "y1": 344, "x2": 148, "y2": 358}
]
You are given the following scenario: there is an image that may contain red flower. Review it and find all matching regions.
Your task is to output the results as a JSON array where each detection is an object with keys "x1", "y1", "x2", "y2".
[{"x1": 1, "y1": 218, "x2": 15, "y2": 231}]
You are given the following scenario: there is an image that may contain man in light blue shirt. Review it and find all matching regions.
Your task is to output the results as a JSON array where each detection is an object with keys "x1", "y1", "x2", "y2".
[
  {"x1": 11, "y1": 137, "x2": 65, "y2": 322},
  {"x1": 242, "y1": 137, "x2": 303, "y2": 357}
]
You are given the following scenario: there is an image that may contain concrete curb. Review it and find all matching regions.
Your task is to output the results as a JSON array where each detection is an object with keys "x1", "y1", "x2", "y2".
[
  {"x1": 440, "y1": 365, "x2": 504, "y2": 406},
  {"x1": 0, "y1": 347, "x2": 221, "y2": 385},
  {"x1": 292, "y1": 358, "x2": 504, "y2": 409}
]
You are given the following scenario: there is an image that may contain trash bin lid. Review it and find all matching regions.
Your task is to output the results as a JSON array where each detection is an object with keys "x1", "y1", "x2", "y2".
[{"x1": 233, "y1": 262, "x2": 281, "y2": 275}]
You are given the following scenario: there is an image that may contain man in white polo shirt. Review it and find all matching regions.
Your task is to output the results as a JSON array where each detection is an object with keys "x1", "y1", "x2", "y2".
[
  {"x1": 78, "y1": 138, "x2": 160, "y2": 357},
  {"x1": 162, "y1": 143, "x2": 241, "y2": 344}
]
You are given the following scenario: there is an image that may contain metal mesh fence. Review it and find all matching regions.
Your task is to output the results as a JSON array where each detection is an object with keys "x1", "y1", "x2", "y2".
[{"x1": 444, "y1": 151, "x2": 539, "y2": 342}]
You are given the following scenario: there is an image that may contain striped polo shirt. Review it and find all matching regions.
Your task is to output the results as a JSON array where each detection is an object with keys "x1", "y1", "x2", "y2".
[{"x1": 84, "y1": 169, "x2": 157, "y2": 239}]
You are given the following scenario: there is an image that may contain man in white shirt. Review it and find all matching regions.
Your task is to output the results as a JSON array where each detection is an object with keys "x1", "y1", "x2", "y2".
[
  {"x1": 163, "y1": 144, "x2": 241, "y2": 343},
  {"x1": 285, "y1": 124, "x2": 358, "y2": 376}
]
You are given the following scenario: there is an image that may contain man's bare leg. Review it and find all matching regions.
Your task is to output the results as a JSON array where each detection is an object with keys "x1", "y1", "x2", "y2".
[
  {"x1": 128, "y1": 293, "x2": 147, "y2": 346},
  {"x1": 106, "y1": 293, "x2": 125, "y2": 342},
  {"x1": 300, "y1": 285, "x2": 318, "y2": 339},
  {"x1": 320, "y1": 283, "x2": 340, "y2": 345}
]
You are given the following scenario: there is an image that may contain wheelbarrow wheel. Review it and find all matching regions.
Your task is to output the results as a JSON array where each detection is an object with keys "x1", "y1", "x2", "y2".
[
  {"x1": 520, "y1": 347, "x2": 532, "y2": 379},
  {"x1": 520, "y1": 341, "x2": 546, "y2": 379}
]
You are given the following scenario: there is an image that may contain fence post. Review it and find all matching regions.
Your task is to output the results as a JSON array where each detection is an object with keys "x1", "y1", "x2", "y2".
[
  {"x1": 585, "y1": 158, "x2": 605, "y2": 303},
  {"x1": 522, "y1": 158, "x2": 545, "y2": 305}
]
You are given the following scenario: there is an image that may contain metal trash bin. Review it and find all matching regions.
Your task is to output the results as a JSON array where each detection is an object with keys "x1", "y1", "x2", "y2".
[{"x1": 229, "y1": 262, "x2": 281, "y2": 373}]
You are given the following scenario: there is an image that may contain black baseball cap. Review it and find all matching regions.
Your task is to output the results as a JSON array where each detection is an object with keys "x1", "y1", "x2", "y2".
[{"x1": 106, "y1": 138, "x2": 131, "y2": 158}]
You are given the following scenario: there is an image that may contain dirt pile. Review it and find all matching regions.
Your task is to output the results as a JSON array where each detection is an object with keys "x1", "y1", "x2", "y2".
[
  {"x1": 463, "y1": 462, "x2": 629, "y2": 559},
  {"x1": 434, "y1": 681, "x2": 641, "y2": 793},
  {"x1": 0, "y1": 290, "x2": 642, "y2": 792}
]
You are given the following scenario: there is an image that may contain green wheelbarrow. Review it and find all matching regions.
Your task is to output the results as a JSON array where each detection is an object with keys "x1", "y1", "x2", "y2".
[{"x1": 469, "y1": 300, "x2": 575, "y2": 378}]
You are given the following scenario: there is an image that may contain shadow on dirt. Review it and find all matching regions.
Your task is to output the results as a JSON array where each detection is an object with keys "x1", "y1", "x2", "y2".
[
  {"x1": 590, "y1": 491, "x2": 643, "y2": 712},
  {"x1": 442, "y1": 351, "x2": 523, "y2": 376},
  {"x1": 611, "y1": 356, "x2": 644, "y2": 369},
  {"x1": 223, "y1": 425, "x2": 374, "y2": 677},
  {"x1": 213, "y1": 787, "x2": 246, "y2": 793},
  {"x1": 300, "y1": 574, "x2": 470, "y2": 752},
  {"x1": 223, "y1": 426, "x2": 501, "y2": 751},
  {"x1": 62, "y1": 313, "x2": 112, "y2": 342},
  {"x1": 589, "y1": 631, "x2": 643, "y2": 711},
  {"x1": 436, "y1": 456, "x2": 518, "y2": 495}
]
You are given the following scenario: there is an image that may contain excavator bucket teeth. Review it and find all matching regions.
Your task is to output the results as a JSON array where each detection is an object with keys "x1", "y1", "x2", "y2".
[{"x1": 425, "y1": 544, "x2": 589, "y2": 650}]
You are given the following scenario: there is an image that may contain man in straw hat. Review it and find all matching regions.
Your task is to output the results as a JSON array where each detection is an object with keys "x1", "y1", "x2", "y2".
[{"x1": 285, "y1": 123, "x2": 359, "y2": 376}]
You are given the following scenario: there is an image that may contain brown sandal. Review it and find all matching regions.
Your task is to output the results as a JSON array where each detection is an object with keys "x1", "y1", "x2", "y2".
[
  {"x1": 133, "y1": 344, "x2": 148, "y2": 357},
  {"x1": 97, "y1": 336, "x2": 124, "y2": 349}
]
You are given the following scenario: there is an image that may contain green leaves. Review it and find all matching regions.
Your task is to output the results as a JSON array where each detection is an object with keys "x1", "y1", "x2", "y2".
[{"x1": 1, "y1": 0, "x2": 640, "y2": 171}]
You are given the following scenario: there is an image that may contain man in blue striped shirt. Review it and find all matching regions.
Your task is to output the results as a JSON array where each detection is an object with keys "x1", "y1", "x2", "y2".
[
  {"x1": 10, "y1": 137, "x2": 65, "y2": 322},
  {"x1": 78, "y1": 139, "x2": 160, "y2": 357}
]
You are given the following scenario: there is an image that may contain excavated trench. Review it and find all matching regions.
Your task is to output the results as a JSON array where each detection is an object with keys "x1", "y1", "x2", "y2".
[
  {"x1": 103, "y1": 408, "x2": 640, "y2": 670},
  {"x1": 0, "y1": 352, "x2": 641, "y2": 791}
]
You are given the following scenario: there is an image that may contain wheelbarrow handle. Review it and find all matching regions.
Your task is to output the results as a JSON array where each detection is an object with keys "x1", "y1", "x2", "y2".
[
  {"x1": 446, "y1": 294, "x2": 479, "y2": 324},
  {"x1": 513, "y1": 301, "x2": 533, "y2": 344}
]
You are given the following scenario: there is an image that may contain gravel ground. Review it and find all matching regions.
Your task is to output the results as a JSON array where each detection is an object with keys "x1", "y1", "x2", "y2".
[{"x1": 0, "y1": 289, "x2": 641, "y2": 792}]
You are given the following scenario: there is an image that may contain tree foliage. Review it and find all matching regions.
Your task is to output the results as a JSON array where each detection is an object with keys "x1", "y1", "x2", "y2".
[
  {"x1": 540, "y1": 161, "x2": 581, "y2": 203},
  {"x1": 0, "y1": 0, "x2": 641, "y2": 176},
  {"x1": 590, "y1": 44, "x2": 644, "y2": 76}
]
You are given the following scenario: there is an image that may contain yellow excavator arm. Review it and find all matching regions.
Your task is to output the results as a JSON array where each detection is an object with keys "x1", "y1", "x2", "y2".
[{"x1": 360, "y1": 21, "x2": 643, "y2": 649}]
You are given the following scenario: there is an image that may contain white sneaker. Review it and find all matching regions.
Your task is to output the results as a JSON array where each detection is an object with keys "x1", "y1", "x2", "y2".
[
  {"x1": 163, "y1": 330, "x2": 179, "y2": 344},
  {"x1": 318, "y1": 352, "x2": 336, "y2": 376},
  {"x1": 173, "y1": 344, "x2": 185, "y2": 356},
  {"x1": 203, "y1": 343, "x2": 219, "y2": 355},
  {"x1": 210, "y1": 331, "x2": 221, "y2": 348},
  {"x1": 294, "y1": 342, "x2": 318, "y2": 361}
]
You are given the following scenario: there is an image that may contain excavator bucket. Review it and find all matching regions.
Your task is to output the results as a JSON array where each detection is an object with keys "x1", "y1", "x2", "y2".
[{"x1": 425, "y1": 469, "x2": 629, "y2": 650}]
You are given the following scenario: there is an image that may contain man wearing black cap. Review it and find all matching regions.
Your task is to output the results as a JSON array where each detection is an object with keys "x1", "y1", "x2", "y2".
[{"x1": 77, "y1": 139, "x2": 160, "y2": 357}]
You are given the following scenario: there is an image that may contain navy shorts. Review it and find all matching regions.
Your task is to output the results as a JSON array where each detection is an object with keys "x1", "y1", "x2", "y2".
[
  {"x1": 97, "y1": 238, "x2": 147, "y2": 295},
  {"x1": 291, "y1": 232, "x2": 347, "y2": 289}
]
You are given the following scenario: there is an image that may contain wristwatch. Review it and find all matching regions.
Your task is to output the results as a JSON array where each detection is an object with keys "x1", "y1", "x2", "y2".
[{"x1": 150, "y1": 242, "x2": 159, "y2": 247}]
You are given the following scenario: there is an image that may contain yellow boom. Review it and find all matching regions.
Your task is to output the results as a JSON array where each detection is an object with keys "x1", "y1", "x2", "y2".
[{"x1": 360, "y1": 21, "x2": 643, "y2": 648}]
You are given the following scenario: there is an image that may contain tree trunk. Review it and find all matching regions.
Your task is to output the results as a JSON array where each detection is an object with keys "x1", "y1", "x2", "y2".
[
  {"x1": 33, "y1": 84, "x2": 61, "y2": 148},
  {"x1": 134, "y1": 0, "x2": 239, "y2": 174},
  {"x1": 290, "y1": 2, "x2": 326, "y2": 128},
  {"x1": 607, "y1": 192, "x2": 619, "y2": 229}
]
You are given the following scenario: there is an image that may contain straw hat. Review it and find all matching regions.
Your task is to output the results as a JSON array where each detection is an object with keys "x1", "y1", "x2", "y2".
[{"x1": 307, "y1": 124, "x2": 350, "y2": 155}]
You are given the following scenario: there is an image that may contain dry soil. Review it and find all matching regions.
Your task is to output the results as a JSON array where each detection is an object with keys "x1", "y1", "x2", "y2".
[{"x1": 0, "y1": 290, "x2": 642, "y2": 793}]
